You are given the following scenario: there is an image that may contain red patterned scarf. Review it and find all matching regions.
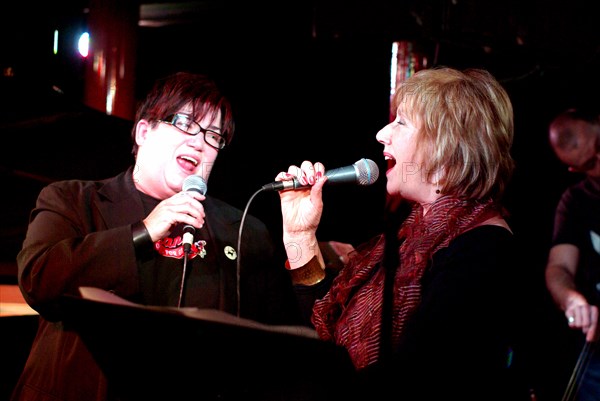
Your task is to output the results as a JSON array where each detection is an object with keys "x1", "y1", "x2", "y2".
[{"x1": 311, "y1": 196, "x2": 500, "y2": 369}]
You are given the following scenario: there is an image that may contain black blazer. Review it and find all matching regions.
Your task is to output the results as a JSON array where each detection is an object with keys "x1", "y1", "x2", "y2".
[{"x1": 12, "y1": 166, "x2": 299, "y2": 401}]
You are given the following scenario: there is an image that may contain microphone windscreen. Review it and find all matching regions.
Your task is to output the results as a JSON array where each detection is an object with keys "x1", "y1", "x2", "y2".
[
  {"x1": 182, "y1": 175, "x2": 207, "y2": 195},
  {"x1": 354, "y1": 158, "x2": 379, "y2": 186}
]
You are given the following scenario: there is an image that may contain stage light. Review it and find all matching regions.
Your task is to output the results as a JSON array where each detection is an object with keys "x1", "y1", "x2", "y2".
[{"x1": 78, "y1": 32, "x2": 89, "y2": 58}]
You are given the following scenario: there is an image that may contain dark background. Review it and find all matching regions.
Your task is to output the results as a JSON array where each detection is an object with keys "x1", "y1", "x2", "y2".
[{"x1": 2, "y1": 0, "x2": 600, "y2": 399}]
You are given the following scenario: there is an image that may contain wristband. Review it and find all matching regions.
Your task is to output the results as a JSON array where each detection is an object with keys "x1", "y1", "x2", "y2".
[{"x1": 286, "y1": 255, "x2": 326, "y2": 286}]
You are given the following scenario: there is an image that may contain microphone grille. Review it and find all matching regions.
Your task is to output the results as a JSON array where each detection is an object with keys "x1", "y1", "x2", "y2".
[
  {"x1": 354, "y1": 158, "x2": 379, "y2": 186},
  {"x1": 182, "y1": 175, "x2": 207, "y2": 195}
]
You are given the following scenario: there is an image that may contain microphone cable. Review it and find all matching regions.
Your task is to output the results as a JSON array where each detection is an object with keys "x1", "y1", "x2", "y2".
[
  {"x1": 177, "y1": 248, "x2": 192, "y2": 308},
  {"x1": 235, "y1": 186, "x2": 266, "y2": 317}
]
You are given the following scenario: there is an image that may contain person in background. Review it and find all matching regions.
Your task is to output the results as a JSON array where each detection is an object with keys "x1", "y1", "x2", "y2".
[
  {"x1": 11, "y1": 72, "x2": 300, "y2": 401},
  {"x1": 545, "y1": 108, "x2": 600, "y2": 401},
  {"x1": 273, "y1": 66, "x2": 530, "y2": 400}
]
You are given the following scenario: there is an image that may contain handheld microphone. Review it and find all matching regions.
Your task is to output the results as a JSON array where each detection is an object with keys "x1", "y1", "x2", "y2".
[
  {"x1": 181, "y1": 175, "x2": 207, "y2": 253},
  {"x1": 261, "y1": 158, "x2": 380, "y2": 191}
]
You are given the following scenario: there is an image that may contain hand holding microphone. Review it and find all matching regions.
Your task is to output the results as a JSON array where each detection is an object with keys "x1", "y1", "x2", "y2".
[
  {"x1": 262, "y1": 158, "x2": 379, "y2": 191},
  {"x1": 141, "y1": 175, "x2": 207, "y2": 248},
  {"x1": 271, "y1": 159, "x2": 379, "y2": 268}
]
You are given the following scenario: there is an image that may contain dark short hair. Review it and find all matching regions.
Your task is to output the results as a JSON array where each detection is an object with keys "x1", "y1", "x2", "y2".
[
  {"x1": 131, "y1": 72, "x2": 234, "y2": 156},
  {"x1": 552, "y1": 108, "x2": 600, "y2": 126}
]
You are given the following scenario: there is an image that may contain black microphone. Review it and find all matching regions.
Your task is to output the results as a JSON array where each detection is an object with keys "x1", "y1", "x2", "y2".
[
  {"x1": 261, "y1": 158, "x2": 380, "y2": 191},
  {"x1": 181, "y1": 175, "x2": 207, "y2": 253}
]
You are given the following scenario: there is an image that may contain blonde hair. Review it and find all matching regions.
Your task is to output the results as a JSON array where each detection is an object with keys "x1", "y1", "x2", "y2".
[{"x1": 392, "y1": 67, "x2": 514, "y2": 201}]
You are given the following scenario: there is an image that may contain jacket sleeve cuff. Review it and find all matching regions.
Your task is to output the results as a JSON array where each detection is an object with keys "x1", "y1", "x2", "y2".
[{"x1": 131, "y1": 221, "x2": 154, "y2": 259}]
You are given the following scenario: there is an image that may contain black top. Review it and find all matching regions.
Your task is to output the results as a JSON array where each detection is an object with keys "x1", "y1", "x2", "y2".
[
  {"x1": 13, "y1": 166, "x2": 301, "y2": 401},
  {"x1": 294, "y1": 225, "x2": 529, "y2": 401},
  {"x1": 553, "y1": 176, "x2": 600, "y2": 306}
]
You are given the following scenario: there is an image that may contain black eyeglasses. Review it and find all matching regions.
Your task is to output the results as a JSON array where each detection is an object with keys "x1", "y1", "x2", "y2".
[{"x1": 158, "y1": 113, "x2": 227, "y2": 150}]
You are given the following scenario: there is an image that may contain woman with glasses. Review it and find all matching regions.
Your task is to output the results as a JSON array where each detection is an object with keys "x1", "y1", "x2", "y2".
[
  {"x1": 11, "y1": 72, "x2": 301, "y2": 401},
  {"x1": 546, "y1": 108, "x2": 600, "y2": 401}
]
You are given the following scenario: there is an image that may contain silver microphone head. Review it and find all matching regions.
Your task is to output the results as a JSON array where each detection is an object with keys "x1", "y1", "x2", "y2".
[
  {"x1": 354, "y1": 158, "x2": 379, "y2": 186},
  {"x1": 182, "y1": 175, "x2": 207, "y2": 195}
]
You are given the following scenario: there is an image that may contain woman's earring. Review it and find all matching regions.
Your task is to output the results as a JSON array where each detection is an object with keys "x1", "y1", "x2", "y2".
[{"x1": 435, "y1": 189, "x2": 441, "y2": 194}]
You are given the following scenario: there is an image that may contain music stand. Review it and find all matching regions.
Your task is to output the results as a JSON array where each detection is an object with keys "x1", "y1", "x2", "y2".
[{"x1": 60, "y1": 287, "x2": 356, "y2": 401}]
